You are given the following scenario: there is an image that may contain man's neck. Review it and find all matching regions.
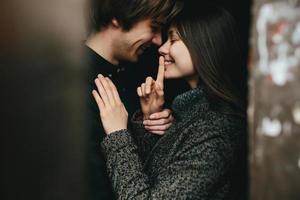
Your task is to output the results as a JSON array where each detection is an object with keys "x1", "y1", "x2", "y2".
[{"x1": 85, "y1": 31, "x2": 119, "y2": 65}]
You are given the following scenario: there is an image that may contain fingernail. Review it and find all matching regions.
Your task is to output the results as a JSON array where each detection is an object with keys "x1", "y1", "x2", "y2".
[
  {"x1": 98, "y1": 74, "x2": 103, "y2": 78},
  {"x1": 143, "y1": 120, "x2": 148, "y2": 125}
]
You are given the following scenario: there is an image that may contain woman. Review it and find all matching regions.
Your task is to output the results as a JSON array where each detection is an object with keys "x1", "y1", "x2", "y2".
[{"x1": 92, "y1": 3, "x2": 247, "y2": 199}]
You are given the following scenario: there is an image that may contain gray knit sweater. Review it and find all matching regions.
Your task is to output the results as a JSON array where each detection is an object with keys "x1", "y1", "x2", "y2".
[{"x1": 101, "y1": 86, "x2": 245, "y2": 199}]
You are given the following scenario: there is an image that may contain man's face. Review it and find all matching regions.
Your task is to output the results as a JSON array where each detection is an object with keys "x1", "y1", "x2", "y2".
[{"x1": 114, "y1": 18, "x2": 163, "y2": 62}]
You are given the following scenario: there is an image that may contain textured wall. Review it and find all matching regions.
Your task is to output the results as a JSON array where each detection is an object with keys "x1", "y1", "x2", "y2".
[{"x1": 248, "y1": 0, "x2": 300, "y2": 199}]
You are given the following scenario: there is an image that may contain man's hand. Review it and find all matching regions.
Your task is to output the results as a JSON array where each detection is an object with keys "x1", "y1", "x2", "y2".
[
  {"x1": 143, "y1": 109, "x2": 174, "y2": 135},
  {"x1": 137, "y1": 56, "x2": 165, "y2": 119}
]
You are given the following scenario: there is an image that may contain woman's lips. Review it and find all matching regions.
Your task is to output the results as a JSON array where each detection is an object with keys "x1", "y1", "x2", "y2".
[{"x1": 164, "y1": 60, "x2": 174, "y2": 66}]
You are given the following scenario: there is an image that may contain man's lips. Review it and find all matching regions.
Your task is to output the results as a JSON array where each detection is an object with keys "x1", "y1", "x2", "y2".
[
  {"x1": 140, "y1": 44, "x2": 151, "y2": 51},
  {"x1": 137, "y1": 44, "x2": 151, "y2": 55}
]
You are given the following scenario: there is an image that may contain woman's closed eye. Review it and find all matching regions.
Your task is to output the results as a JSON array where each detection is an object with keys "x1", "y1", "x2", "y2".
[
  {"x1": 170, "y1": 39, "x2": 177, "y2": 44},
  {"x1": 168, "y1": 29, "x2": 180, "y2": 44},
  {"x1": 169, "y1": 36, "x2": 179, "y2": 44}
]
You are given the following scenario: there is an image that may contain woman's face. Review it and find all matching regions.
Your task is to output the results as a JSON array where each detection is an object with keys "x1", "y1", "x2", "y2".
[{"x1": 158, "y1": 26, "x2": 197, "y2": 86}]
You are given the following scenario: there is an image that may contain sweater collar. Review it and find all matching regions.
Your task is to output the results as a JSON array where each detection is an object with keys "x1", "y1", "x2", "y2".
[{"x1": 171, "y1": 86, "x2": 209, "y2": 121}]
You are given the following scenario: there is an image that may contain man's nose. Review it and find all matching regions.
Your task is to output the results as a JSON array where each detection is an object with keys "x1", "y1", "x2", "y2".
[{"x1": 151, "y1": 33, "x2": 162, "y2": 46}]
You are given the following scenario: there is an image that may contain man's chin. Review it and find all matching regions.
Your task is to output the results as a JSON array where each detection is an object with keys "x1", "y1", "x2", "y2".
[
  {"x1": 119, "y1": 54, "x2": 138, "y2": 63},
  {"x1": 129, "y1": 53, "x2": 140, "y2": 62}
]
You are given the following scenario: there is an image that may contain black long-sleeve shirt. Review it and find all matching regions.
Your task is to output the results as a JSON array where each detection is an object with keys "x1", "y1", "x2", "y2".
[{"x1": 85, "y1": 46, "x2": 139, "y2": 200}]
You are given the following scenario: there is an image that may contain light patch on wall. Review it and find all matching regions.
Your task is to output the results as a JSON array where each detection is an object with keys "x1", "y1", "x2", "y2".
[
  {"x1": 282, "y1": 121, "x2": 292, "y2": 136},
  {"x1": 292, "y1": 22, "x2": 300, "y2": 45},
  {"x1": 292, "y1": 102, "x2": 300, "y2": 124},
  {"x1": 256, "y1": 2, "x2": 300, "y2": 86},
  {"x1": 261, "y1": 117, "x2": 282, "y2": 137}
]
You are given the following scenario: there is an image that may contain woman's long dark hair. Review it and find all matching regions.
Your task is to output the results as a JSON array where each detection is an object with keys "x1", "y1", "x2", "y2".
[{"x1": 172, "y1": 3, "x2": 247, "y2": 114}]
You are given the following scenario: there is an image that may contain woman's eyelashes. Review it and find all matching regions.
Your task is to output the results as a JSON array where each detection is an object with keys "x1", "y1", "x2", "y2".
[
  {"x1": 169, "y1": 37, "x2": 179, "y2": 44},
  {"x1": 170, "y1": 39, "x2": 177, "y2": 44}
]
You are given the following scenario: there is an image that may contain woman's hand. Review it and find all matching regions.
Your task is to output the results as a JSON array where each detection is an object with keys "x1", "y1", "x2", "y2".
[
  {"x1": 137, "y1": 56, "x2": 165, "y2": 119},
  {"x1": 92, "y1": 74, "x2": 128, "y2": 135},
  {"x1": 143, "y1": 109, "x2": 174, "y2": 135}
]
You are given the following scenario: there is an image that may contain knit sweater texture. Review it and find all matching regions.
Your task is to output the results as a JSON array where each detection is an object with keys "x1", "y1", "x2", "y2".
[{"x1": 101, "y1": 86, "x2": 245, "y2": 199}]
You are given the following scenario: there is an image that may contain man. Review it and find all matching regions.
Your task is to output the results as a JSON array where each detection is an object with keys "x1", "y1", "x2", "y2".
[{"x1": 84, "y1": 0, "x2": 183, "y2": 199}]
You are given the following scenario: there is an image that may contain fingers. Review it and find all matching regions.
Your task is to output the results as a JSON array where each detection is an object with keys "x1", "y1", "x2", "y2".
[
  {"x1": 92, "y1": 89, "x2": 105, "y2": 111},
  {"x1": 105, "y1": 77, "x2": 122, "y2": 103},
  {"x1": 147, "y1": 130, "x2": 165, "y2": 135},
  {"x1": 149, "y1": 109, "x2": 172, "y2": 119},
  {"x1": 136, "y1": 76, "x2": 157, "y2": 98},
  {"x1": 154, "y1": 82, "x2": 164, "y2": 97},
  {"x1": 95, "y1": 74, "x2": 123, "y2": 107},
  {"x1": 141, "y1": 83, "x2": 146, "y2": 97},
  {"x1": 137, "y1": 87, "x2": 142, "y2": 97},
  {"x1": 143, "y1": 108, "x2": 173, "y2": 134},
  {"x1": 94, "y1": 78, "x2": 110, "y2": 107},
  {"x1": 145, "y1": 77, "x2": 154, "y2": 95},
  {"x1": 145, "y1": 123, "x2": 172, "y2": 131},
  {"x1": 97, "y1": 74, "x2": 115, "y2": 104},
  {"x1": 156, "y1": 56, "x2": 165, "y2": 89},
  {"x1": 143, "y1": 116, "x2": 173, "y2": 126},
  {"x1": 145, "y1": 122, "x2": 172, "y2": 135}
]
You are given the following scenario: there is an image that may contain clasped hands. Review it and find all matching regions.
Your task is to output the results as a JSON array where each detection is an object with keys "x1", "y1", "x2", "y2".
[{"x1": 92, "y1": 56, "x2": 173, "y2": 135}]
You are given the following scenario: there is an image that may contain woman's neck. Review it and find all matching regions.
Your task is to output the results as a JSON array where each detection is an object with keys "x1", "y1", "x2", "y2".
[{"x1": 186, "y1": 75, "x2": 199, "y2": 89}]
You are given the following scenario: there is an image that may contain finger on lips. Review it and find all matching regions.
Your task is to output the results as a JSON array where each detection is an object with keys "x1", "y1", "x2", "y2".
[{"x1": 156, "y1": 56, "x2": 165, "y2": 89}]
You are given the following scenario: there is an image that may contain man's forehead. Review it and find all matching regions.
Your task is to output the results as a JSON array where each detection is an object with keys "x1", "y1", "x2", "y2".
[
  {"x1": 152, "y1": 20, "x2": 164, "y2": 26},
  {"x1": 152, "y1": 16, "x2": 166, "y2": 26}
]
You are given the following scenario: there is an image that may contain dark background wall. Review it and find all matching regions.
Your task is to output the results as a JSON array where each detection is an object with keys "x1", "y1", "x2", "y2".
[{"x1": 248, "y1": 0, "x2": 300, "y2": 199}]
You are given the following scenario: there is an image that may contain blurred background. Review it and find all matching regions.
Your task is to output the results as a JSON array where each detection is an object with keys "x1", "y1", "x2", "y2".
[{"x1": 1, "y1": 0, "x2": 88, "y2": 199}]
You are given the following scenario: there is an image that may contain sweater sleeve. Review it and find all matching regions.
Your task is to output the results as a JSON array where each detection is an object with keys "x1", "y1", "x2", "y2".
[
  {"x1": 101, "y1": 125, "x2": 238, "y2": 200},
  {"x1": 130, "y1": 110, "x2": 161, "y2": 160}
]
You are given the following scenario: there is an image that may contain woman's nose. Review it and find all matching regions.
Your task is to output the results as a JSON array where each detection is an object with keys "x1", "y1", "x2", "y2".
[{"x1": 158, "y1": 41, "x2": 169, "y2": 55}]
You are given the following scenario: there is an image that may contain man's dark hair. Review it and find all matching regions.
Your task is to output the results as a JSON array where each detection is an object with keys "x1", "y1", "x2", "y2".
[{"x1": 88, "y1": 0, "x2": 183, "y2": 32}]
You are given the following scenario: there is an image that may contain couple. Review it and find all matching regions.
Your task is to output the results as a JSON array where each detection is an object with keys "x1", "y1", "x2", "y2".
[{"x1": 86, "y1": 0, "x2": 246, "y2": 199}]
